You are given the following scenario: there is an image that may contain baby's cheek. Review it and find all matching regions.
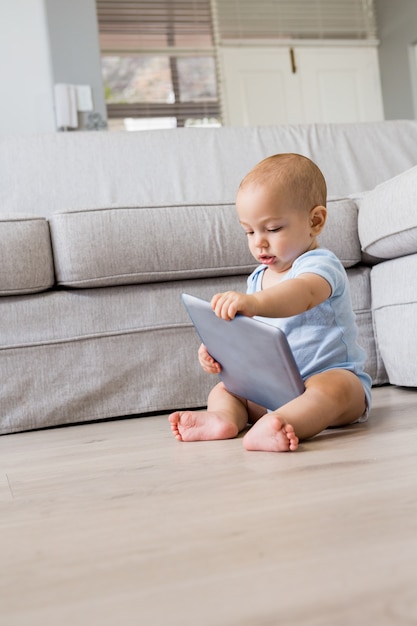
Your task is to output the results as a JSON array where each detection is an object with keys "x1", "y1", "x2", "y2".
[{"x1": 248, "y1": 242, "x2": 258, "y2": 257}]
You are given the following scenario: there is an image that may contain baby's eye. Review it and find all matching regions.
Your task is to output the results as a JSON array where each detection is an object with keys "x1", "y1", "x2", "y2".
[
  {"x1": 268, "y1": 227, "x2": 282, "y2": 232},
  {"x1": 244, "y1": 231, "x2": 254, "y2": 236}
]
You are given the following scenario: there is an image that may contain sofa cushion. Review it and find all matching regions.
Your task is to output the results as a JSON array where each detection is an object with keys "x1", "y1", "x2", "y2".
[
  {"x1": 358, "y1": 165, "x2": 417, "y2": 259},
  {"x1": 319, "y1": 197, "x2": 361, "y2": 268},
  {"x1": 50, "y1": 199, "x2": 360, "y2": 289},
  {"x1": 371, "y1": 254, "x2": 417, "y2": 386},
  {"x1": 0, "y1": 215, "x2": 54, "y2": 296},
  {"x1": 49, "y1": 204, "x2": 257, "y2": 288}
]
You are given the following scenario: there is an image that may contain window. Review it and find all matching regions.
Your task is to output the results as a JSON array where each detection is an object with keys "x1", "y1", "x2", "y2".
[{"x1": 96, "y1": 0, "x2": 222, "y2": 131}]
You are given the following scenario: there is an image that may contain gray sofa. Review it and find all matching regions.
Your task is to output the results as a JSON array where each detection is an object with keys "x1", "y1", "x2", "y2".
[{"x1": 1, "y1": 121, "x2": 417, "y2": 435}]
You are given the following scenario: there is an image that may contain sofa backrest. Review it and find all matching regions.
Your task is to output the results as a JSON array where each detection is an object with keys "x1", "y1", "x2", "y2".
[{"x1": 2, "y1": 121, "x2": 417, "y2": 217}]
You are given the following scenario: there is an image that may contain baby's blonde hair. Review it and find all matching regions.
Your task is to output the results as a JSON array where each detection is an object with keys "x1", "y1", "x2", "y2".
[{"x1": 239, "y1": 153, "x2": 327, "y2": 210}]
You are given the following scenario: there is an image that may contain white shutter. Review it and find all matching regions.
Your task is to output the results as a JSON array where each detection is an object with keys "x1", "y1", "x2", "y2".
[{"x1": 216, "y1": 0, "x2": 377, "y2": 42}]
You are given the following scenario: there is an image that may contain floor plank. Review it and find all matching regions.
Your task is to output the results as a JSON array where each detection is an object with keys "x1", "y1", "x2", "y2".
[{"x1": 1, "y1": 385, "x2": 417, "y2": 626}]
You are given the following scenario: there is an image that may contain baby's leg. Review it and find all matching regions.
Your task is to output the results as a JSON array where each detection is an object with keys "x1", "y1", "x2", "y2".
[
  {"x1": 169, "y1": 382, "x2": 251, "y2": 442},
  {"x1": 243, "y1": 369, "x2": 367, "y2": 451}
]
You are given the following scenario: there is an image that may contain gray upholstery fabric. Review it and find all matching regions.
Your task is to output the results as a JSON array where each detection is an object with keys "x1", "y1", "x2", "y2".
[
  {"x1": 346, "y1": 266, "x2": 387, "y2": 386},
  {"x1": 0, "y1": 215, "x2": 54, "y2": 296},
  {"x1": 49, "y1": 204, "x2": 256, "y2": 287},
  {"x1": 0, "y1": 276, "x2": 247, "y2": 434},
  {"x1": 371, "y1": 254, "x2": 417, "y2": 386},
  {"x1": 358, "y1": 165, "x2": 417, "y2": 259},
  {"x1": 49, "y1": 199, "x2": 360, "y2": 289},
  {"x1": 319, "y1": 197, "x2": 361, "y2": 267},
  {"x1": 1, "y1": 266, "x2": 384, "y2": 434},
  {"x1": 2, "y1": 122, "x2": 417, "y2": 217}
]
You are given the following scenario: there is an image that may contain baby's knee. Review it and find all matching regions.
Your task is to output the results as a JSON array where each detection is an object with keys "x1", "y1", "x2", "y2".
[{"x1": 306, "y1": 369, "x2": 359, "y2": 405}]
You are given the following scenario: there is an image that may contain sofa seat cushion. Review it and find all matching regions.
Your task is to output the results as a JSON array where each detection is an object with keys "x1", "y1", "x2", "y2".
[
  {"x1": 0, "y1": 215, "x2": 54, "y2": 296},
  {"x1": 49, "y1": 204, "x2": 256, "y2": 288},
  {"x1": 358, "y1": 165, "x2": 417, "y2": 260},
  {"x1": 49, "y1": 199, "x2": 361, "y2": 289},
  {"x1": 371, "y1": 254, "x2": 417, "y2": 386}
]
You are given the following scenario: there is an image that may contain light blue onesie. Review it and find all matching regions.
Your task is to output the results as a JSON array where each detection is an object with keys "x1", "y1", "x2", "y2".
[{"x1": 247, "y1": 248, "x2": 372, "y2": 414}]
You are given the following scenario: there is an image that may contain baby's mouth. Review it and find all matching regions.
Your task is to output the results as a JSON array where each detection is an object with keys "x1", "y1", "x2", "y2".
[{"x1": 259, "y1": 255, "x2": 276, "y2": 265}]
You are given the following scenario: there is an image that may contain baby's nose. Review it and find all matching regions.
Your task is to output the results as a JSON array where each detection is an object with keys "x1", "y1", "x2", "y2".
[{"x1": 255, "y1": 233, "x2": 268, "y2": 247}]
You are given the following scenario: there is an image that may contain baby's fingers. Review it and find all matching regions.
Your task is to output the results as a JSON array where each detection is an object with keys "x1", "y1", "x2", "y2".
[
  {"x1": 198, "y1": 344, "x2": 221, "y2": 373},
  {"x1": 211, "y1": 292, "x2": 238, "y2": 320}
]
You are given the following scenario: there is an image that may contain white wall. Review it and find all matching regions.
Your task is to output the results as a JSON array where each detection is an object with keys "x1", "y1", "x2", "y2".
[
  {"x1": 375, "y1": 0, "x2": 417, "y2": 119},
  {"x1": 0, "y1": 0, "x2": 55, "y2": 133},
  {"x1": 44, "y1": 0, "x2": 106, "y2": 123},
  {"x1": 0, "y1": 0, "x2": 106, "y2": 135}
]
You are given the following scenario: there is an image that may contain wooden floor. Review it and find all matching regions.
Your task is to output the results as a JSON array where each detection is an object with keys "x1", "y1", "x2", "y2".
[{"x1": 1, "y1": 385, "x2": 417, "y2": 626}]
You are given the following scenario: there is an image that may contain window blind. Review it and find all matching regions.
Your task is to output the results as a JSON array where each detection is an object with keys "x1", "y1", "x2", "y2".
[
  {"x1": 97, "y1": 0, "x2": 215, "y2": 52},
  {"x1": 216, "y1": 0, "x2": 377, "y2": 41},
  {"x1": 96, "y1": 0, "x2": 220, "y2": 126}
]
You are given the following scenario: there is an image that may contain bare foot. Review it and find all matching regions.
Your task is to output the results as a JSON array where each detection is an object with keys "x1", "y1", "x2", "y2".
[
  {"x1": 243, "y1": 414, "x2": 298, "y2": 452},
  {"x1": 168, "y1": 410, "x2": 239, "y2": 442}
]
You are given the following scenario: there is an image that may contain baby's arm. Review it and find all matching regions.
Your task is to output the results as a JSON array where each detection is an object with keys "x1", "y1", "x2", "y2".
[
  {"x1": 198, "y1": 343, "x2": 221, "y2": 374},
  {"x1": 212, "y1": 273, "x2": 331, "y2": 320}
]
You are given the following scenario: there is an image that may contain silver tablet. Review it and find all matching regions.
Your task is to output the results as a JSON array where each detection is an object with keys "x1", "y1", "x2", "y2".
[{"x1": 182, "y1": 293, "x2": 305, "y2": 411}]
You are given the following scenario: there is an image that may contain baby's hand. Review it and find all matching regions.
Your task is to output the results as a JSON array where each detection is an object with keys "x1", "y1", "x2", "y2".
[
  {"x1": 211, "y1": 291, "x2": 257, "y2": 320},
  {"x1": 198, "y1": 343, "x2": 221, "y2": 374}
]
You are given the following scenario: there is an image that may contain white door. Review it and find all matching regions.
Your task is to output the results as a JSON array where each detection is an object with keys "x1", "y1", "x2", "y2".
[{"x1": 219, "y1": 45, "x2": 384, "y2": 125}]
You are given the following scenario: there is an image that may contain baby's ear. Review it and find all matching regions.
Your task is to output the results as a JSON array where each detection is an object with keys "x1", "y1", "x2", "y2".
[{"x1": 310, "y1": 205, "x2": 327, "y2": 234}]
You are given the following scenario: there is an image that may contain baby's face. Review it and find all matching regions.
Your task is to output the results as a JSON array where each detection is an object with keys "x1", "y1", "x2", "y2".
[{"x1": 236, "y1": 183, "x2": 321, "y2": 274}]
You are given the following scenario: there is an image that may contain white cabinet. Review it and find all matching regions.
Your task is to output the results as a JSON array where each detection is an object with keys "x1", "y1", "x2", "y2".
[
  {"x1": 220, "y1": 44, "x2": 384, "y2": 125},
  {"x1": 219, "y1": 47, "x2": 304, "y2": 125}
]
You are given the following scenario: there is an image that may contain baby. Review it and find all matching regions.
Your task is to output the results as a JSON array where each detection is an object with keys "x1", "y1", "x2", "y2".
[{"x1": 169, "y1": 153, "x2": 371, "y2": 452}]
